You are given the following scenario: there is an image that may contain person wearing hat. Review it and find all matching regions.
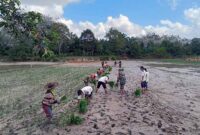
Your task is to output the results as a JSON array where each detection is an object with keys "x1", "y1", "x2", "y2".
[
  {"x1": 96, "y1": 76, "x2": 109, "y2": 94},
  {"x1": 117, "y1": 68, "x2": 126, "y2": 95},
  {"x1": 42, "y1": 82, "x2": 60, "y2": 121},
  {"x1": 77, "y1": 86, "x2": 93, "y2": 102}
]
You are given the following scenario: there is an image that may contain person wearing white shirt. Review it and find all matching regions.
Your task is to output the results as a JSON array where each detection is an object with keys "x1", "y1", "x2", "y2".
[
  {"x1": 144, "y1": 68, "x2": 149, "y2": 90},
  {"x1": 140, "y1": 66, "x2": 146, "y2": 92},
  {"x1": 77, "y1": 86, "x2": 93, "y2": 101},
  {"x1": 96, "y1": 76, "x2": 109, "y2": 94}
]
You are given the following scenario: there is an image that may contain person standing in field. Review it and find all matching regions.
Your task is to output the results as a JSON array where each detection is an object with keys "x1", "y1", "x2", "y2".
[
  {"x1": 117, "y1": 68, "x2": 126, "y2": 95},
  {"x1": 101, "y1": 61, "x2": 104, "y2": 68},
  {"x1": 42, "y1": 82, "x2": 60, "y2": 121},
  {"x1": 144, "y1": 68, "x2": 149, "y2": 90},
  {"x1": 96, "y1": 76, "x2": 109, "y2": 94},
  {"x1": 114, "y1": 61, "x2": 117, "y2": 67},
  {"x1": 77, "y1": 86, "x2": 93, "y2": 102},
  {"x1": 140, "y1": 66, "x2": 146, "y2": 93},
  {"x1": 119, "y1": 61, "x2": 122, "y2": 68}
]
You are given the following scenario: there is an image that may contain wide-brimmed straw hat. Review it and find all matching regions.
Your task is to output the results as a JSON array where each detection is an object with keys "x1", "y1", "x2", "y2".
[{"x1": 44, "y1": 82, "x2": 59, "y2": 90}]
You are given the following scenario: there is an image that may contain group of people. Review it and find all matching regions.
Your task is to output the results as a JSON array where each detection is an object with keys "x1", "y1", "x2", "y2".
[
  {"x1": 114, "y1": 60, "x2": 122, "y2": 68},
  {"x1": 41, "y1": 61, "x2": 149, "y2": 121},
  {"x1": 79, "y1": 62, "x2": 111, "y2": 101}
]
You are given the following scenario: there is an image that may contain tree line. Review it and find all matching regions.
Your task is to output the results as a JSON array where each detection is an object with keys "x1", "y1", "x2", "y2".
[{"x1": 0, "y1": 0, "x2": 200, "y2": 61}]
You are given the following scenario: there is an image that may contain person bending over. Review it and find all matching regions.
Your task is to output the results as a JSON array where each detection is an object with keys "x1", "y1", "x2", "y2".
[
  {"x1": 96, "y1": 76, "x2": 109, "y2": 94},
  {"x1": 77, "y1": 86, "x2": 93, "y2": 102}
]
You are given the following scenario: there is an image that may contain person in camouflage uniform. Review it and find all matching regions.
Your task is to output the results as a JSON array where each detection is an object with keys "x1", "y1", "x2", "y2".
[{"x1": 117, "y1": 68, "x2": 126, "y2": 95}]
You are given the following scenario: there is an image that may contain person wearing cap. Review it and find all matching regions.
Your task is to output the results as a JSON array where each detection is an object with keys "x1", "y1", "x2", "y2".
[
  {"x1": 77, "y1": 86, "x2": 93, "y2": 102},
  {"x1": 96, "y1": 76, "x2": 109, "y2": 94},
  {"x1": 42, "y1": 82, "x2": 60, "y2": 121},
  {"x1": 117, "y1": 68, "x2": 126, "y2": 95}
]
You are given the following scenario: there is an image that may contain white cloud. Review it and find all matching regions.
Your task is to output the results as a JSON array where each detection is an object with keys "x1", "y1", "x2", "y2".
[
  {"x1": 145, "y1": 20, "x2": 192, "y2": 38},
  {"x1": 58, "y1": 15, "x2": 146, "y2": 39},
  {"x1": 19, "y1": 0, "x2": 200, "y2": 39},
  {"x1": 184, "y1": 7, "x2": 200, "y2": 26},
  {"x1": 58, "y1": 15, "x2": 197, "y2": 39},
  {"x1": 20, "y1": 0, "x2": 80, "y2": 18}
]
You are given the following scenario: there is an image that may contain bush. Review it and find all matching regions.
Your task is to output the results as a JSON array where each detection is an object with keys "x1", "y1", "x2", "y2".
[
  {"x1": 42, "y1": 49, "x2": 56, "y2": 61},
  {"x1": 135, "y1": 88, "x2": 141, "y2": 97},
  {"x1": 110, "y1": 55, "x2": 117, "y2": 60},
  {"x1": 59, "y1": 113, "x2": 83, "y2": 126},
  {"x1": 79, "y1": 99, "x2": 88, "y2": 113},
  {"x1": 8, "y1": 44, "x2": 32, "y2": 61}
]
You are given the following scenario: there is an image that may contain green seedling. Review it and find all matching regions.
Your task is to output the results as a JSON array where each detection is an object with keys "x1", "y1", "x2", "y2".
[
  {"x1": 59, "y1": 113, "x2": 83, "y2": 126},
  {"x1": 90, "y1": 79, "x2": 97, "y2": 86},
  {"x1": 79, "y1": 99, "x2": 88, "y2": 113},
  {"x1": 108, "y1": 66, "x2": 112, "y2": 72},
  {"x1": 60, "y1": 95, "x2": 67, "y2": 102},
  {"x1": 101, "y1": 72, "x2": 110, "y2": 77},
  {"x1": 108, "y1": 81, "x2": 115, "y2": 88},
  {"x1": 135, "y1": 88, "x2": 141, "y2": 97}
]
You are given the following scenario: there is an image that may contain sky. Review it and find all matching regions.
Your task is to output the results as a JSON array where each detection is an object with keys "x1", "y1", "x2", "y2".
[{"x1": 20, "y1": 0, "x2": 200, "y2": 39}]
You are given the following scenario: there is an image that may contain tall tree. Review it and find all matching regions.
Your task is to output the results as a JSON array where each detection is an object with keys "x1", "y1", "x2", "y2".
[
  {"x1": 105, "y1": 28, "x2": 127, "y2": 55},
  {"x1": 80, "y1": 29, "x2": 97, "y2": 56}
]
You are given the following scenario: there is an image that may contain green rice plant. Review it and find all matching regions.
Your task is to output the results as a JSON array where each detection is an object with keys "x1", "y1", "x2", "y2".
[
  {"x1": 135, "y1": 88, "x2": 141, "y2": 97},
  {"x1": 101, "y1": 72, "x2": 110, "y2": 77},
  {"x1": 60, "y1": 95, "x2": 68, "y2": 103},
  {"x1": 79, "y1": 99, "x2": 88, "y2": 113},
  {"x1": 108, "y1": 66, "x2": 112, "y2": 72},
  {"x1": 108, "y1": 81, "x2": 115, "y2": 89},
  {"x1": 90, "y1": 79, "x2": 97, "y2": 86},
  {"x1": 59, "y1": 113, "x2": 83, "y2": 126}
]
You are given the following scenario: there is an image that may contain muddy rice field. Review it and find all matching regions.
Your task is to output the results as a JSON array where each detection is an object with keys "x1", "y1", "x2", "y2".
[{"x1": 0, "y1": 60, "x2": 200, "y2": 135}]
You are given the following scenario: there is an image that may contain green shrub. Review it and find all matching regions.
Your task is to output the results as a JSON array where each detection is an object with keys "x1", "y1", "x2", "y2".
[
  {"x1": 79, "y1": 99, "x2": 88, "y2": 113},
  {"x1": 135, "y1": 88, "x2": 141, "y2": 97},
  {"x1": 8, "y1": 44, "x2": 32, "y2": 61},
  {"x1": 59, "y1": 113, "x2": 83, "y2": 126},
  {"x1": 110, "y1": 56, "x2": 117, "y2": 60},
  {"x1": 42, "y1": 49, "x2": 56, "y2": 61}
]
